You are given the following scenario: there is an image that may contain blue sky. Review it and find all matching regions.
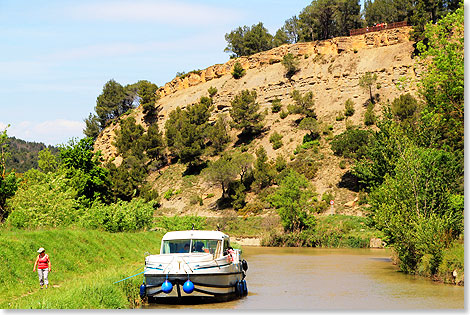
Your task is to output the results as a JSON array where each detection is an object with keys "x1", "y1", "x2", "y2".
[{"x1": 0, "y1": 0, "x2": 338, "y2": 145}]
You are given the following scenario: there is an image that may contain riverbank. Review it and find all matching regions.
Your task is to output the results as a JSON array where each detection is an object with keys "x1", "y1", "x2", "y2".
[{"x1": 0, "y1": 229, "x2": 163, "y2": 308}]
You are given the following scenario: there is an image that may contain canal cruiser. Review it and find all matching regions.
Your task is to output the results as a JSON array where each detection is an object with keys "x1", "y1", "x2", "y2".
[{"x1": 140, "y1": 230, "x2": 248, "y2": 301}]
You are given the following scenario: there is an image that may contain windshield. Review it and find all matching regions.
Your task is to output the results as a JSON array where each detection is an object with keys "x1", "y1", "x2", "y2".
[{"x1": 161, "y1": 239, "x2": 220, "y2": 254}]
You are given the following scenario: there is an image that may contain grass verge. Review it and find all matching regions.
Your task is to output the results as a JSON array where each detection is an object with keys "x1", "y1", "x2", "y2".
[{"x1": 0, "y1": 228, "x2": 163, "y2": 309}]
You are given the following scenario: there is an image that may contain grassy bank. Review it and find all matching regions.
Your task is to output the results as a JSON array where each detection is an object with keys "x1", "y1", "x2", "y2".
[{"x1": 0, "y1": 228, "x2": 163, "y2": 309}]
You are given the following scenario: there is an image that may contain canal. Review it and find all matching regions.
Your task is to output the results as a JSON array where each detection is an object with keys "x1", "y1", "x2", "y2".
[{"x1": 144, "y1": 246, "x2": 464, "y2": 310}]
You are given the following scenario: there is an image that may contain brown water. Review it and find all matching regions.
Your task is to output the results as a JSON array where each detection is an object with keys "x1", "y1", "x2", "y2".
[{"x1": 144, "y1": 246, "x2": 464, "y2": 310}]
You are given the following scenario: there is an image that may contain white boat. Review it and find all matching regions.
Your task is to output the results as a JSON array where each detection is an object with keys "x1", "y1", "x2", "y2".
[{"x1": 140, "y1": 230, "x2": 248, "y2": 301}]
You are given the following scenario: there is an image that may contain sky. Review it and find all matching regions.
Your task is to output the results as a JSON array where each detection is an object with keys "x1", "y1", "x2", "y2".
[{"x1": 0, "y1": 0, "x2": 316, "y2": 146}]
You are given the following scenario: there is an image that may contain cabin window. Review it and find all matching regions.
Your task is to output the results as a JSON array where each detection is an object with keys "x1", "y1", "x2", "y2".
[
  {"x1": 162, "y1": 240, "x2": 191, "y2": 254},
  {"x1": 191, "y1": 239, "x2": 219, "y2": 255},
  {"x1": 161, "y1": 239, "x2": 220, "y2": 254},
  {"x1": 223, "y1": 238, "x2": 230, "y2": 252}
]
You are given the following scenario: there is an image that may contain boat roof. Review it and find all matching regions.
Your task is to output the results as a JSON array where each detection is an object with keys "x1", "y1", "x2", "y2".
[{"x1": 162, "y1": 230, "x2": 229, "y2": 241}]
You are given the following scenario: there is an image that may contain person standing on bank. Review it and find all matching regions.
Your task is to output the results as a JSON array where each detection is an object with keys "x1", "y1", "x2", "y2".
[{"x1": 33, "y1": 247, "x2": 52, "y2": 289}]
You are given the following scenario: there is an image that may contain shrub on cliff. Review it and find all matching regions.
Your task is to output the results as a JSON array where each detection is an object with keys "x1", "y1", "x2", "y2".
[
  {"x1": 282, "y1": 53, "x2": 300, "y2": 78},
  {"x1": 232, "y1": 62, "x2": 246, "y2": 79}
]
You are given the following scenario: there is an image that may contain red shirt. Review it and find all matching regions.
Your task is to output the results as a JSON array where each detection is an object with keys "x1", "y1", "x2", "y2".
[{"x1": 37, "y1": 254, "x2": 49, "y2": 269}]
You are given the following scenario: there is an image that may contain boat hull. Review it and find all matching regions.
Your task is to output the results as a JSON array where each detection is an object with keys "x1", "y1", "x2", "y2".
[{"x1": 144, "y1": 271, "x2": 244, "y2": 300}]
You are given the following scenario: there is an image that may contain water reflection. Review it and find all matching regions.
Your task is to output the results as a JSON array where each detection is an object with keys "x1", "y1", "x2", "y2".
[{"x1": 143, "y1": 246, "x2": 464, "y2": 310}]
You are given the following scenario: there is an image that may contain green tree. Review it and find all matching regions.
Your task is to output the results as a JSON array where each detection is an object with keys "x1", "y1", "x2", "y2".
[
  {"x1": 330, "y1": 127, "x2": 372, "y2": 159},
  {"x1": 208, "y1": 86, "x2": 218, "y2": 98},
  {"x1": 230, "y1": 90, "x2": 264, "y2": 136},
  {"x1": 83, "y1": 113, "x2": 101, "y2": 139},
  {"x1": 364, "y1": 102, "x2": 376, "y2": 126},
  {"x1": 273, "y1": 28, "x2": 289, "y2": 47},
  {"x1": 289, "y1": 90, "x2": 316, "y2": 118},
  {"x1": 359, "y1": 72, "x2": 378, "y2": 103},
  {"x1": 231, "y1": 151, "x2": 254, "y2": 184},
  {"x1": 344, "y1": 99, "x2": 355, "y2": 117},
  {"x1": 224, "y1": 22, "x2": 273, "y2": 57},
  {"x1": 0, "y1": 127, "x2": 19, "y2": 220},
  {"x1": 336, "y1": 0, "x2": 361, "y2": 36},
  {"x1": 352, "y1": 111, "x2": 406, "y2": 189},
  {"x1": 282, "y1": 16, "x2": 301, "y2": 43},
  {"x1": 281, "y1": 53, "x2": 300, "y2": 78},
  {"x1": 269, "y1": 132, "x2": 283, "y2": 150},
  {"x1": 143, "y1": 123, "x2": 166, "y2": 167},
  {"x1": 38, "y1": 148, "x2": 59, "y2": 173},
  {"x1": 391, "y1": 93, "x2": 418, "y2": 123},
  {"x1": 206, "y1": 115, "x2": 231, "y2": 155},
  {"x1": 203, "y1": 155, "x2": 239, "y2": 198},
  {"x1": 137, "y1": 80, "x2": 159, "y2": 115},
  {"x1": 114, "y1": 116, "x2": 146, "y2": 159},
  {"x1": 253, "y1": 146, "x2": 275, "y2": 190},
  {"x1": 268, "y1": 170, "x2": 316, "y2": 232},
  {"x1": 298, "y1": 117, "x2": 320, "y2": 139},
  {"x1": 232, "y1": 62, "x2": 246, "y2": 79},
  {"x1": 165, "y1": 97, "x2": 212, "y2": 164},
  {"x1": 95, "y1": 79, "x2": 134, "y2": 128},
  {"x1": 59, "y1": 137, "x2": 111, "y2": 203},
  {"x1": 5, "y1": 169, "x2": 80, "y2": 228},
  {"x1": 107, "y1": 157, "x2": 149, "y2": 201},
  {"x1": 369, "y1": 145, "x2": 463, "y2": 273},
  {"x1": 298, "y1": 0, "x2": 338, "y2": 41},
  {"x1": 416, "y1": 5, "x2": 464, "y2": 152}
]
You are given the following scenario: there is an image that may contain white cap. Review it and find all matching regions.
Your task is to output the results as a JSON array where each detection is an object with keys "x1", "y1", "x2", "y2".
[{"x1": 37, "y1": 247, "x2": 45, "y2": 253}]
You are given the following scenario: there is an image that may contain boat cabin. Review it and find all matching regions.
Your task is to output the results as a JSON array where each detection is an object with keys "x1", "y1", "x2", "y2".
[{"x1": 160, "y1": 230, "x2": 231, "y2": 258}]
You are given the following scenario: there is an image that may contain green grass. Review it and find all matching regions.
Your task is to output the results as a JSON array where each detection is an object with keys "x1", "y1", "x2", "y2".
[{"x1": 0, "y1": 228, "x2": 163, "y2": 309}]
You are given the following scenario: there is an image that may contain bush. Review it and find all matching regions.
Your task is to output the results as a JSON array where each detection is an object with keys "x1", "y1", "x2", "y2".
[
  {"x1": 289, "y1": 149, "x2": 319, "y2": 179},
  {"x1": 79, "y1": 199, "x2": 155, "y2": 232},
  {"x1": 208, "y1": 86, "x2": 218, "y2": 97},
  {"x1": 6, "y1": 170, "x2": 81, "y2": 228},
  {"x1": 163, "y1": 188, "x2": 174, "y2": 200},
  {"x1": 269, "y1": 131, "x2": 283, "y2": 150},
  {"x1": 232, "y1": 62, "x2": 246, "y2": 79},
  {"x1": 391, "y1": 93, "x2": 418, "y2": 122},
  {"x1": 271, "y1": 98, "x2": 282, "y2": 113},
  {"x1": 238, "y1": 202, "x2": 264, "y2": 216},
  {"x1": 268, "y1": 170, "x2": 316, "y2": 232},
  {"x1": 336, "y1": 111, "x2": 345, "y2": 121},
  {"x1": 330, "y1": 128, "x2": 372, "y2": 159},
  {"x1": 281, "y1": 53, "x2": 300, "y2": 78},
  {"x1": 364, "y1": 102, "x2": 376, "y2": 126},
  {"x1": 279, "y1": 110, "x2": 288, "y2": 119},
  {"x1": 344, "y1": 99, "x2": 355, "y2": 117}
]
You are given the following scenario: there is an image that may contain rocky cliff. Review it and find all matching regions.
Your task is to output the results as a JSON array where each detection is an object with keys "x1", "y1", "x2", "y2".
[{"x1": 94, "y1": 26, "x2": 420, "y2": 216}]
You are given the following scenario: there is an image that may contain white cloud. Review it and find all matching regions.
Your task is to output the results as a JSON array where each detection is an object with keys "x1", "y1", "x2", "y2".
[
  {"x1": 2, "y1": 120, "x2": 85, "y2": 146},
  {"x1": 64, "y1": 0, "x2": 240, "y2": 26}
]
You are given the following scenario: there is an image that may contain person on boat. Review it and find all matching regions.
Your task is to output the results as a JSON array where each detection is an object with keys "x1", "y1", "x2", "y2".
[
  {"x1": 179, "y1": 243, "x2": 190, "y2": 253},
  {"x1": 33, "y1": 247, "x2": 52, "y2": 289}
]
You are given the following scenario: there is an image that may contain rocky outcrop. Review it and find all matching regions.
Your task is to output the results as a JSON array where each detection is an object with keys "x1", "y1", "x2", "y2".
[
  {"x1": 94, "y1": 25, "x2": 418, "y2": 209},
  {"x1": 156, "y1": 27, "x2": 412, "y2": 99}
]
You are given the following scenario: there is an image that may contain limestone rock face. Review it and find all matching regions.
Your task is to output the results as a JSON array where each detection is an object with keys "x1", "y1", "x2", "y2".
[
  {"x1": 156, "y1": 27, "x2": 413, "y2": 99},
  {"x1": 94, "y1": 26, "x2": 418, "y2": 212}
]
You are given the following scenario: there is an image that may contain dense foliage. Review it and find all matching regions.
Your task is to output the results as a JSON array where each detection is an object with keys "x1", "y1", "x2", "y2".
[
  {"x1": 347, "y1": 6, "x2": 464, "y2": 276},
  {"x1": 229, "y1": 90, "x2": 264, "y2": 136},
  {"x1": 84, "y1": 79, "x2": 159, "y2": 139},
  {"x1": 224, "y1": 0, "x2": 460, "y2": 57}
]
